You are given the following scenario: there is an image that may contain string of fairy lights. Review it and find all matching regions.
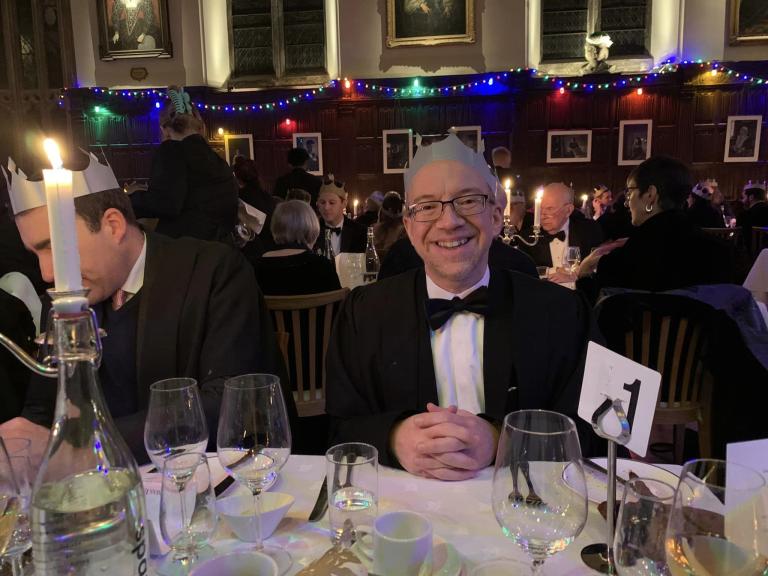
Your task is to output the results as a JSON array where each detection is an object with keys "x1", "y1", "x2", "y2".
[{"x1": 60, "y1": 59, "x2": 768, "y2": 117}]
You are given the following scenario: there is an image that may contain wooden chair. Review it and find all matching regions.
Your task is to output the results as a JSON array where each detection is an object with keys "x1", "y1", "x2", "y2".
[
  {"x1": 264, "y1": 288, "x2": 349, "y2": 418},
  {"x1": 596, "y1": 293, "x2": 716, "y2": 463}
]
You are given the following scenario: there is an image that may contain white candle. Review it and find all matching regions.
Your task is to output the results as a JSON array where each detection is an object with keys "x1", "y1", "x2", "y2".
[
  {"x1": 534, "y1": 188, "x2": 543, "y2": 229},
  {"x1": 581, "y1": 194, "x2": 588, "y2": 210},
  {"x1": 504, "y1": 180, "x2": 512, "y2": 217},
  {"x1": 353, "y1": 198, "x2": 359, "y2": 218},
  {"x1": 42, "y1": 139, "x2": 82, "y2": 292}
]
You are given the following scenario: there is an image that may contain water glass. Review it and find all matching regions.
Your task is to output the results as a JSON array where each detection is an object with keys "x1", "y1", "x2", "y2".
[
  {"x1": 665, "y1": 459, "x2": 767, "y2": 576},
  {"x1": 326, "y1": 442, "x2": 378, "y2": 546},
  {"x1": 536, "y1": 266, "x2": 549, "y2": 280},
  {"x1": 614, "y1": 477, "x2": 676, "y2": 576},
  {"x1": 159, "y1": 452, "x2": 217, "y2": 569},
  {"x1": 564, "y1": 246, "x2": 581, "y2": 272},
  {"x1": 0, "y1": 440, "x2": 31, "y2": 576},
  {"x1": 217, "y1": 374, "x2": 293, "y2": 574},
  {"x1": 144, "y1": 377, "x2": 209, "y2": 471},
  {"x1": 491, "y1": 410, "x2": 588, "y2": 575}
]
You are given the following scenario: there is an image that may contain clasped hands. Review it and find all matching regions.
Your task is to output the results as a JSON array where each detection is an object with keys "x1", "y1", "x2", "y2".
[{"x1": 391, "y1": 403, "x2": 498, "y2": 481}]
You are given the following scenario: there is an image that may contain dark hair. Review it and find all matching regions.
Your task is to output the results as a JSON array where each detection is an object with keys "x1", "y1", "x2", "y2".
[
  {"x1": 287, "y1": 147, "x2": 309, "y2": 167},
  {"x1": 628, "y1": 156, "x2": 692, "y2": 212},
  {"x1": 379, "y1": 191, "x2": 404, "y2": 220},
  {"x1": 744, "y1": 186, "x2": 767, "y2": 202},
  {"x1": 286, "y1": 188, "x2": 311, "y2": 203},
  {"x1": 74, "y1": 189, "x2": 138, "y2": 232},
  {"x1": 232, "y1": 158, "x2": 261, "y2": 187}
]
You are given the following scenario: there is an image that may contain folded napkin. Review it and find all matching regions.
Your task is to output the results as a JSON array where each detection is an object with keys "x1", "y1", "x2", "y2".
[{"x1": 296, "y1": 546, "x2": 367, "y2": 576}]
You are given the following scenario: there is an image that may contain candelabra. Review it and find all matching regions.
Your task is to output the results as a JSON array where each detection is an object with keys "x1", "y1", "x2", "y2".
[{"x1": 501, "y1": 215, "x2": 543, "y2": 247}]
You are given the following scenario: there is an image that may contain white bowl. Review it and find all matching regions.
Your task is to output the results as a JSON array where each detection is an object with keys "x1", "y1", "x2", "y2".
[
  {"x1": 189, "y1": 550, "x2": 278, "y2": 576},
  {"x1": 217, "y1": 490, "x2": 294, "y2": 541}
]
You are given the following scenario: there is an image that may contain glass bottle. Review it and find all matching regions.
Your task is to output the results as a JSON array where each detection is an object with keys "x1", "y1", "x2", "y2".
[
  {"x1": 324, "y1": 228, "x2": 336, "y2": 263},
  {"x1": 30, "y1": 305, "x2": 148, "y2": 576},
  {"x1": 364, "y1": 226, "x2": 379, "y2": 283}
]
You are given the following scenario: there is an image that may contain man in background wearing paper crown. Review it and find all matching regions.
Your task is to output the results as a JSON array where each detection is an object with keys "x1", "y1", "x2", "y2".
[
  {"x1": 325, "y1": 133, "x2": 602, "y2": 481},
  {"x1": 0, "y1": 152, "x2": 296, "y2": 465},
  {"x1": 686, "y1": 180, "x2": 724, "y2": 229},
  {"x1": 313, "y1": 176, "x2": 367, "y2": 255}
]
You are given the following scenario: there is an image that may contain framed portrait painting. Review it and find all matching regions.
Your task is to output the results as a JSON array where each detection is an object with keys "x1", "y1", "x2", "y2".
[
  {"x1": 224, "y1": 134, "x2": 254, "y2": 166},
  {"x1": 97, "y1": 0, "x2": 173, "y2": 60},
  {"x1": 293, "y1": 132, "x2": 323, "y2": 176},
  {"x1": 449, "y1": 125, "x2": 481, "y2": 153},
  {"x1": 618, "y1": 120, "x2": 652, "y2": 166},
  {"x1": 547, "y1": 130, "x2": 592, "y2": 164},
  {"x1": 730, "y1": 0, "x2": 768, "y2": 45},
  {"x1": 383, "y1": 129, "x2": 414, "y2": 174},
  {"x1": 386, "y1": 0, "x2": 475, "y2": 47},
  {"x1": 724, "y1": 115, "x2": 762, "y2": 163}
]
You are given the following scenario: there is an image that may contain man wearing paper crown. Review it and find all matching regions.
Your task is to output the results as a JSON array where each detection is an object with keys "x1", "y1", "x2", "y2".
[
  {"x1": 325, "y1": 133, "x2": 601, "y2": 480},
  {"x1": 0, "y1": 152, "x2": 295, "y2": 463}
]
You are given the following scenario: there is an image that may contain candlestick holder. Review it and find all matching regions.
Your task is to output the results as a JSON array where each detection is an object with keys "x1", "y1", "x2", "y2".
[
  {"x1": 501, "y1": 215, "x2": 542, "y2": 246},
  {"x1": 581, "y1": 396, "x2": 632, "y2": 574}
]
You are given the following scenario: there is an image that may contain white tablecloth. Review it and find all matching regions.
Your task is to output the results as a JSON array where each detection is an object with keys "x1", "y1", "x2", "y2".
[
  {"x1": 744, "y1": 249, "x2": 768, "y2": 325},
  {"x1": 147, "y1": 455, "x2": 680, "y2": 575}
]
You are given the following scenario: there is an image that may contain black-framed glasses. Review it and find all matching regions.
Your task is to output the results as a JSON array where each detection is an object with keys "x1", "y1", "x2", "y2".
[{"x1": 407, "y1": 194, "x2": 490, "y2": 222}]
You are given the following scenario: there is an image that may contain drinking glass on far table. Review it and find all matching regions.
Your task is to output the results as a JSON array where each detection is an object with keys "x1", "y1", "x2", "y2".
[
  {"x1": 325, "y1": 442, "x2": 378, "y2": 546},
  {"x1": 665, "y1": 459, "x2": 767, "y2": 576},
  {"x1": 217, "y1": 374, "x2": 292, "y2": 574},
  {"x1": 564, "y1": 246, "x2": 581, "y2": 273},
  {"x1": 491, "y1": 410, "x2": 588, "y2": 575},
  {"x1": 536, "y1": 266, "x2": 549, "y2": 280},
  {"x1": 614, "y1": 477, "x2": 676, "y2": 576},
  {"x1": 0, "y1": 439, "x2": 31, "y2": 576},
  {"x1": 144, "y1": 377, "x2": 209, "y2": 471}
]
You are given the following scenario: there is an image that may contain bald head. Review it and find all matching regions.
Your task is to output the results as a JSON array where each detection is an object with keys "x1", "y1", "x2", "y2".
[
  {"x1": 541, "y1": 182, "x2": 575, "y2": 233},
  {"x1": 492, "y1": 147, "x2": 511, "y2": 168}
]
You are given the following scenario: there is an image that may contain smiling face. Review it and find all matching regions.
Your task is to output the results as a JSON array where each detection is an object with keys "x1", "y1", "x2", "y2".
[
  {"x1": 316, "y1": 191, "x2": 346, "y2": 226},
  {"x1": 15, "y1": 206, "x2": 134, "y2": 305},
  {"x1": 403, "y1": 160, "x2": 501, "y2": 293}
]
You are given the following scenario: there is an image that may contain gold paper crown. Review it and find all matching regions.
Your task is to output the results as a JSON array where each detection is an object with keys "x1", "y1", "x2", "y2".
[
  {"x1": 404, "y1": 133, "x2": 498, "y2": 195},
  {"x1": 3, "y1": 151, "x2": 120, "y2": 215}
]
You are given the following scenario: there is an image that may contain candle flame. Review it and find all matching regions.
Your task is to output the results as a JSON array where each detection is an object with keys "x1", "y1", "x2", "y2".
[
  {"x1": 43, "y1": 138, "x2": 63, "y2": 170},
  {"x1": 581, "y1": 194, "x2": 588, "y2": 202},
  {"x1": 504, "y1": 179, "x2": 511, "y2": 190},
  {"x1": 535, "y1": 188, "x2": 543, "y2": 200},
  {"x1": 353, "y1": 199, "x2": 359, "y2": 206}
]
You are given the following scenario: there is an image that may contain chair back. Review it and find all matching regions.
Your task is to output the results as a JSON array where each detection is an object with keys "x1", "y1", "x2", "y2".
[
  {"x1": 596, "y1": 292, "x2": 716, "y2": 461},
  {"x1": 264, "y1": 288, "x2": 349, "y2": 417},
  {"x1": 752, "y1": 226, "x2": 768, "y2": 256}
]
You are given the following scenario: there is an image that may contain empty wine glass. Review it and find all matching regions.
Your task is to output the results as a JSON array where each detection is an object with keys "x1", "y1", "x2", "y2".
[
  {"x1": 564, "y1": 246, "x2": 581, "y2": 273},
  {"x1": 0, "y1": 439, "x2": 31, "y2": 576},
  {"x1": 159, "y1": 452, "x2": 218, "y2": 575},
  {"x1": 144, "y1": 377, "x2": 209, "y2": 471},
  {"x1": 665, "y1": 459, "x2": 767, "y2": 576},
  {"x1": 217, "y1": 374, "x2": 292, "y2": 574},
  {"x1": 492, "y1": 410, "x2": 588, "y2": 575},
  {"x1": 614, "y1": 477, "x2": 676, "y2": 576}
]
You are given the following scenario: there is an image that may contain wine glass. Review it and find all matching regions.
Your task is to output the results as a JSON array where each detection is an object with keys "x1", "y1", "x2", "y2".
[
  {"x1": 491, "y1": 410, "x2": 588, "y2": 575},
  {"x1": 564, "y1": 246, "x2": 581, "y2": 273},
  {"x1": 614, "y1": 477, "x2": 676, "y2": 576},
  {"x1": 159, "y1": 452, "x2": 218, "y2": 575},
  {"x1": 217, "y1": 374, "x2": 292, "y2": 574},
  {"x1": 144, "y1": 377, "x2": 209, "y2": 471},
  {"x1": 0, "y1": 439, "x2": 31, "y2": 576},
  {"x1": 665, "y1": 459, "x2": 767, "y2": 576}
]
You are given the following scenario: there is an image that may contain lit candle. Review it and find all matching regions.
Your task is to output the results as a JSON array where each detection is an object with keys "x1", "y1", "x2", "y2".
[
  {"x1": 353, "y1": 198, "x2": 359, "y2": 218},
  {"x1": 42, "y1": 138, "x2": 81, "y2": 292},
  {"x1": 504, "y1": 179, "x2": 512, "y2": 217},
  {"x1": 581, "y1": 194, "x2": 588, "y2": 210},
  {"x1": 534, "y1": 188, "x2": 543, "y2": 229}
]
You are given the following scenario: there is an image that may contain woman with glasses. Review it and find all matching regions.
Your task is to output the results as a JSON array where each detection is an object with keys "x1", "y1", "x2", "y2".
[{"x1": 576, "y1": 156, "x2": 732, "y2": 300}]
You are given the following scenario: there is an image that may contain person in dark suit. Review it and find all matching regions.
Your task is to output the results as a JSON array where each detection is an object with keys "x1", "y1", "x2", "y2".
[
  {"x1": 577, "y1": 156, "x2": 732, "y2": 300},
  {"x1": 233, "y1": 158, "x2": 279, "y2": 262},
  {"x1": 129, "y1": 86, "x2": 239, "y2": 244},
  {"x1": 3, "y1": 187, "x2": 294, "y2": 465},
  {"x1": 686, "y1": 182, "x2": 724, "y2": 229},
  {"x1": 737, "y1": 181, "x2": 768, "y2": 255},
  {"x1": 519, "y1": 182, "x2": 603, "y2": 283},
  {"x1": 326, "y1": 133, "x2": 601, "y2": 480},
  {"x1": 353, "y1": 192, "x2": 384, "y2": 230},
  {"x1": 0, "y1": 289, "x2": 35, "y2": 423},
  {"x1": 314, "y1": 177, "x2": 367, "y2": 254},
  {"x1": 273, "y1": 148, "x2": 323, "y2": 204}
]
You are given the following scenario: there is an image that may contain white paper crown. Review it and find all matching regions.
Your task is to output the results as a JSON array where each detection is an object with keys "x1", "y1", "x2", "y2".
[
  {"x1": 3, "y1": 152, "x2": 120, "y2": 215},
  {"x1": 744, "y1": 180, "x2": 767, "y2": 193},
  {"x1": 404, "y1": 133, "x2": 498, "y2": 195}
]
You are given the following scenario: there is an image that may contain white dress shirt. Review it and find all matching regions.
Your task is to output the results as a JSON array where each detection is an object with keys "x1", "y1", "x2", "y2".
[
  {"x1": 426, "y1": 267, "x2": 490, "y2": 415},
  {"x1": 549, "y1": 219, "x2": 570, "y2": 269},
  {"x1": 118, "y1": 234, "x2": 147, "y2": 302},
  {"x1": 326, "y1": 219, "x2": 343, "y2": 256}
]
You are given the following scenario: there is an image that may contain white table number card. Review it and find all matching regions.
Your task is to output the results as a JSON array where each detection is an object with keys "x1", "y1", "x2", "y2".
[{"x1": 578, "y1": 341, "x2": 661, "y2": 457}]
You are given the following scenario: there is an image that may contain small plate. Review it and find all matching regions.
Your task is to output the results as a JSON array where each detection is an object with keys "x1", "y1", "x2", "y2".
[{"x1": 564, "y1": 458, "x2": 679, "y2": 503}]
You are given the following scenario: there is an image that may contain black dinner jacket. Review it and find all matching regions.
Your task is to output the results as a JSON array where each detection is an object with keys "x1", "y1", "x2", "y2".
[
  {"x1": 520, "y1": 214, "x2": 604, "y2": 267},
  {"x1": 325, "y1": 267, "x2": 603, "y2": 466},
  {"x1": 273, "y1": 168, "x2": 323, "y2": 204},
  {"x1": 316, "y1": 217, "x2": 367, "y2": 253}
]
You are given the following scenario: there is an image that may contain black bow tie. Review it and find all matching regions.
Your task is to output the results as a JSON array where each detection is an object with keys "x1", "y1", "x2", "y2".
[
  {"x1": 545, "y1": 230, "x2": 566, "y2": 243},
  {"x1": 327, "y1": 226, "x2": 342, "y2": 236},
  {"x1": 426, "y1": 286, "x2": 489, "y2": 331}
]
